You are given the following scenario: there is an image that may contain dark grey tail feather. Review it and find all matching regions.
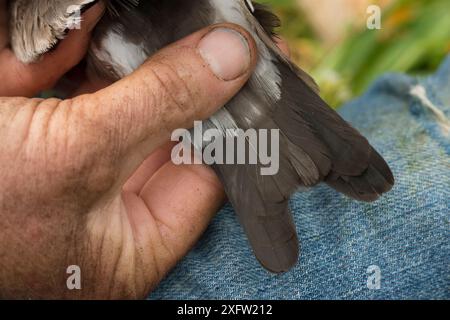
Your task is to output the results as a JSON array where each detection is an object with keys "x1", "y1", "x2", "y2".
[
  {"x1": 212, "y1": 55, "x2": 394, "y2": 272},
  {"x1": 275, "y1": 61, "x2": 371, "y2": 176},
  {"x1": 241, "y1": 200, "x2": 299, "y2": 273},
  {"x1": 326, "y1": 147, "x2": 395, "y2": 202},
  {"x1": 213, "y1": 162, "x2": 299, "y2": 273},
  {"x1": 273, "y1": 61, "x2": 394, "y2": 200}
]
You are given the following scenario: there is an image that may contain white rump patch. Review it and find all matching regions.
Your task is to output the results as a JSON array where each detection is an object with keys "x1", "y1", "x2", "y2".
[{"x1": 93, "y1": 30, "x2": 148, "y2": 77}]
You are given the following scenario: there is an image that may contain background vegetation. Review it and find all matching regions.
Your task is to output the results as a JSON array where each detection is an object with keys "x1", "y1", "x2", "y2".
[{"x1": 261, "y1": 0, "x2": 450, "y2": 107}]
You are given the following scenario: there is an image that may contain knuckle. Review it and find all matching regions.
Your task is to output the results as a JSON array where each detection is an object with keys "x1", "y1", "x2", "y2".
[{"x1": 146, "y1": 57, "x2": 198, "y2": 122}]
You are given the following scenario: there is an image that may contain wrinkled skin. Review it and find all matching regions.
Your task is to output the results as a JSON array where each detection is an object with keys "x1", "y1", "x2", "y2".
[{"x1": 0, "y1": 1, "x2": 289, "y2": 299}]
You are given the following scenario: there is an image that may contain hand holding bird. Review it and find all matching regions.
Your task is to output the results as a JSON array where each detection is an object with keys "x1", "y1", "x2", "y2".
[
  {"x1": 0, "y1": 3, "x2": 264, "y2": 298},
  {"x1": 0, "y1": 0, "x2": 394, "y2": 298}
]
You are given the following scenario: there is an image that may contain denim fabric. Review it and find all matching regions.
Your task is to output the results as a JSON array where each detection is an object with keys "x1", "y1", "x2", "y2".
[{"x1": 149, "y1": 56, "x2": 450, "y2": 300}]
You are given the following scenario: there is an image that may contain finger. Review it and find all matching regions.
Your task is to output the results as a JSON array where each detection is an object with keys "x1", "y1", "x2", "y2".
[
  {"x1": 122, "y1": 142, "x2": 175, "y2": 194},
  {"x1": 69, "y1": 23, "x2": 258, "y2": 188},
  {"x1": 0, "y1": 3, "x2": 105, "y2": 97},
  {"x1": 122, "y1": 162, "x2": 225, "y2": 275}
]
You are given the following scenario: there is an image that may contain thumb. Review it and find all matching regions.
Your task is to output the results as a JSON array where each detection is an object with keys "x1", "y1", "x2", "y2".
[{"x1": 69, "y1": 23, "x2": 258, "y2": 187}]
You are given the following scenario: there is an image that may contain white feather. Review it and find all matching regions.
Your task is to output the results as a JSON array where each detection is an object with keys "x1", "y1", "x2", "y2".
[{"x1": 92, "y1": 30, "x2": 148, "y2": 77}]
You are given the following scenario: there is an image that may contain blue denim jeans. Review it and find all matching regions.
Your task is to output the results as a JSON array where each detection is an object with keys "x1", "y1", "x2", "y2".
[{"x1": 150, "y1": 56, "x2": 450, "y2": 300}]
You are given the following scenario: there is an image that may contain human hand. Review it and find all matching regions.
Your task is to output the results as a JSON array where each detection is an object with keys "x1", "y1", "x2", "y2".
[{"x1": 0, "y1": 4, "x2": 260, "y2": 298}]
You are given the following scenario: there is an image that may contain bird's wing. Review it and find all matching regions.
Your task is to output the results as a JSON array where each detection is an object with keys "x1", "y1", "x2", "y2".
[
  {"x1": 206, "y1": 0, "x2": 394, "y2": 272},
  {"x1": 240, "y1": 0, "x2": 394, "y2": 201},
  {"x1": 240, "y1": 0, "x2": 320, "y2": 94}
]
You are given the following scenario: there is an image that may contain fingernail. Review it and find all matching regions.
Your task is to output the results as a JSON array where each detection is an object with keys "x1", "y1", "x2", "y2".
[{"x1": 198, "y1": 28, "x2": 251, "y2": 81}]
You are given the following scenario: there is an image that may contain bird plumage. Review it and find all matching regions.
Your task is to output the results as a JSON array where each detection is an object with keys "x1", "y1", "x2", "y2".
[{"x1": 9, "y1": 0, "x2": 394, "y2": 273}]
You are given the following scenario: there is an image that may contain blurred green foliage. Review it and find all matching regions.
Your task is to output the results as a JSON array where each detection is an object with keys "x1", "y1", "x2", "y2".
[{"x1": 259, "y1": 0, "x2": 450, "y2": 107}]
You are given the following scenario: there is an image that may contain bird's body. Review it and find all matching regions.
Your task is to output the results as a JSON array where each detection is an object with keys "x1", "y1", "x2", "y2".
[{"x1": 9, "y1": 0, "x2": 394, "y2": 273}]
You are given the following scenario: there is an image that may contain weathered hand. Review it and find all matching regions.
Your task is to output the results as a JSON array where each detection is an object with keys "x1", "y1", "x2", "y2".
[
  {"x1": 0, "y1": 0, "x2": 293, "y2": 299},
  {"x1": 0, "y1": 4, "x2": 260, "y2": 298}
]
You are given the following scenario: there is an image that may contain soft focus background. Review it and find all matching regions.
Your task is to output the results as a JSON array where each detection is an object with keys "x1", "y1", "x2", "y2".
[{"x1": 262, "y1": 0, "x2": 450, "y2": 107}]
